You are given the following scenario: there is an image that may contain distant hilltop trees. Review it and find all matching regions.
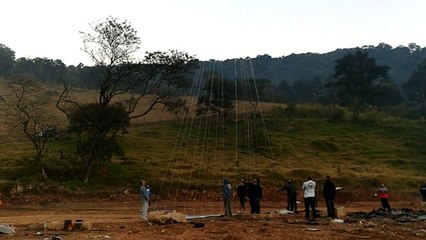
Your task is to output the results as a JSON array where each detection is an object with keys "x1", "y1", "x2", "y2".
[{"x1": 1, "y1": 42, "x2": 426, "y2": 115}]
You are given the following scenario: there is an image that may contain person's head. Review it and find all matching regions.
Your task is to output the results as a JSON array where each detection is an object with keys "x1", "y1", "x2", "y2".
[
  {"x1": 381, "y1": 183, "x2": 385, "y2": 188},
  {"x1": 308, "y1": 176, "x2": 313, "y2": 180},
  {"x1": 140, "y1": 179, "x2": 146, "y2": 186},
  {"x1": 240, "y1": 179, "x2": 245, "y2": 185},
  {"x1": 224, "y1": 178, "x2": 229, "y2": 185},
  {"x1": 253, "y1": 179, "x2": 258, "y2": 185},
  {"x1": 287, "y1": 178, "x2": 292, "y2": 183},
  {"x1": 326, "y1": 176, "x2": 331, "y2": 181}
]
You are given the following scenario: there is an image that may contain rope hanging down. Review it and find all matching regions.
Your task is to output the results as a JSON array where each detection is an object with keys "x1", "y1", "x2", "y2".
[{"x1": 155, "y1": 58, "x2": 276, "y2": 216}]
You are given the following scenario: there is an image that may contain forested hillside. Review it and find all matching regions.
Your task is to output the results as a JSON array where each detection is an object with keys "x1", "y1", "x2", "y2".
[
  {"x1": 220, "y1": 43, "x2": 426, "y2": 86},
  {"x1": 1, "y1": 42, "x2": 425, "y2": 87},
  {"x1": 1, "y1": 42, "x2": 426, "y2": 113}
]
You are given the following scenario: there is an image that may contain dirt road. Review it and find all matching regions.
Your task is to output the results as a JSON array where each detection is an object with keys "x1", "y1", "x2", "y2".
[{"x1": 0, "y1": 200, "x2": 425, "y2": 239}]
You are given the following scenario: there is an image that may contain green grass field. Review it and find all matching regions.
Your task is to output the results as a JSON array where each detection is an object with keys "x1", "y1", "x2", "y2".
[{"x1": 0, "y1": 80, "x2": 425, "y2": 200}]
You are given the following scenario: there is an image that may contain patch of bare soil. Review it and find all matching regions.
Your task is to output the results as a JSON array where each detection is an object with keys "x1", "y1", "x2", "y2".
[{"x1": 0, "y1": 199, "x2": 425, "y2": 240}]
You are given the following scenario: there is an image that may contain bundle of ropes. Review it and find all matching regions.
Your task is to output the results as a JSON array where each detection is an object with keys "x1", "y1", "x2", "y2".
[{"x1": 154, "y1": 58, "x2": 277, "y2": 217}]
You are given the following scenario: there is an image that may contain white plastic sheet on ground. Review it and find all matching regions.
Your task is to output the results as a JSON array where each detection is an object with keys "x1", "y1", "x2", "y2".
[{"x1": 0, "y1": 224, "x2": 16, "y2": 234}]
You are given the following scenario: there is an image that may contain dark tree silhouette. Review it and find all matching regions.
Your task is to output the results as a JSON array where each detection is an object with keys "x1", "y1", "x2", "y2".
[{"x1": 328, "y1": 50, "x2": 389, "y2": 121}]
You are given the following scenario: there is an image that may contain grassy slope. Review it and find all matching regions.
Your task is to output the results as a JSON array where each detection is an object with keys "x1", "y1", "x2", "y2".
[{"x1": 0, "y1": 79, "x2": 425, "y2": 200}]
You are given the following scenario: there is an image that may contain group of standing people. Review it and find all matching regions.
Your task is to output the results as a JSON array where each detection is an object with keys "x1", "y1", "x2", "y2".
[
  {"x1": 278, "y1": 176, "x2": 337, "y2": 221},
  {"x1": 225, "y1": 178, "x2": 264, "y2": 216},
  {"x1": 139, "y1": 177, "x2": 426, "y2": 221}
]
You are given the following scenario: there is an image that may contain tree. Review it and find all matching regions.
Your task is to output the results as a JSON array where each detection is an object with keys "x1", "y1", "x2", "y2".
[
  {"x1": 0, "y1": 44, "x2": 15, "y2": 76},
  {"x1": 403, "y1": 59, "x2": 426, "y2": 117},
  {"x1": 196, "y1": 72, "x2": 235, "y2": 119},
  {"x1": 328, "y1": 50, "x2": 389, "y2": 120},
  {"x1": 13, "y1": 57, "x2": 67, "y2": 85},
  {"x1": 57, "y1": 17, "x2": 197, "y2": 182},
  {"x1": 372, "y1": 81, "x2": 403, "y2": 107},
  {"x1": 5, "y1": 74, "x2": 58, "y2": 181},
  {"x1": 276, "y1": 80, "x2": 295, "y2": 103}
]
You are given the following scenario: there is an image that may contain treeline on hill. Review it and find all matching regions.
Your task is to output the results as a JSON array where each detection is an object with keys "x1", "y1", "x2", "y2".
[{"x1": 1, "y1": 42, "x2": 426, "y2": 115}]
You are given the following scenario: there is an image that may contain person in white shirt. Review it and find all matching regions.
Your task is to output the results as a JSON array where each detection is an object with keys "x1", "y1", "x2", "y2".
[{"x1": 302, "y1": 176, "x2": 317, "y2": 221}]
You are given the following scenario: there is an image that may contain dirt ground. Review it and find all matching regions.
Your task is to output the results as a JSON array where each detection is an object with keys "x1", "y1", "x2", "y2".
[{"x1": 1, "y1": 198, "x2": 425, "y2": 240}]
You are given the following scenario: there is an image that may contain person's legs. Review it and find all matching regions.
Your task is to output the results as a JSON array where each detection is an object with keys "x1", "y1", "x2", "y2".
[
  {"x1": 325, "y1": 198, "x2": 335, "y2": 217},
  {"x1": 304, "y1": 198, "x2": 310, "y2": 220},
  {"x1": 288, "y1": 194, "x2": 294, "y2": 211},
  {"x1": 325, "y1": 198, "x2": 331, "y2": 216},
  {"x1": 141, "y1": 200, "x2": 148, "y2": 220},
  {"x1": 249, "y1": 198, "x2": 255, "y2": 214},
  {"x1": 225, "y1": 197, "x2": 232, "y2": 216},
  {"x1": 239, "y1": 197, "x2": 245, "y2": 212},
  {"x1": 288, "y1": 197, "x2": 292, "y2": 211},
  {"x1": 309, "y1": 197, "x2": 317, "y2": 219},
  {"x1": 330, "y1": 200, "x2": 336, "y2": 218},
  {"x1": 291, "y1": 194, "x2": 298, "y2": 213},
  {"x1": 380, "y1": 198, "x2": 387, "y2": 209},
  {"x1": 254, "y1": 198, "x2": 260, "y2": 214},
  {"x1": 383, "y1": 199, "x2": 391, "y2": 210}
]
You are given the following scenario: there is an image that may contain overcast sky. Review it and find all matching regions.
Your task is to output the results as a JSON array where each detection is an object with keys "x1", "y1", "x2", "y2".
[{"x1": 2, "y1": 0, "x2": 426, "y2": 66}]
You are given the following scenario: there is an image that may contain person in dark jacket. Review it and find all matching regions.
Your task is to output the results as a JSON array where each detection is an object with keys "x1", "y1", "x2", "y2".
[
  {"x1": 420, "y1": 183, "x2": 426, "y2": 202},
  {"x1": 237, "y1": 179, "x2": 247, "y2": 213},
  {"x1": 278, "y1": 178, "x2": 298, "y2": 213},
  {"x1": 223, "y1": 178, "x2": 232, "y2": 216},
  {"x1": 323, "y1": 176, "x2": 337, "y2": 218},
  {"x1": 248, "y1": 178, "x2": 263, "y2": 214}
]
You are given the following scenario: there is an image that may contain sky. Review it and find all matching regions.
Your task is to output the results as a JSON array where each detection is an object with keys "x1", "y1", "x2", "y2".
[{"x1": 2, "y1": 0, "x2": 426, "y2": 66}]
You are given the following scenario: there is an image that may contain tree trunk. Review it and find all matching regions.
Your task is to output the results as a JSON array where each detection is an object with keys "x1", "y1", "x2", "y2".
[
  {"x1": 40, "y1": 166, "x2": 48, "y2": 182},
  {"x1": 83, "y1": 160, "x2": 93, "y2": 183}
]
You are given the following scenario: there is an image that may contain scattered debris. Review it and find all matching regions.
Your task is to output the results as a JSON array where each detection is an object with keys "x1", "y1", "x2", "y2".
[
  {"x1": 64, "y1": 219, "x2": 73, "y2": 231},
  {"x1": 0, "y1": 224, "x2": 16, "y2": 234},
  {"x1": 306, "y1": 228, "x2": 318, "y2": 231},
  {"x1": 276, "y1": 209, "x2": 294, "y2": 215},
  {"x1": 331, "y1": 219, "x2": 344, "y2": 223},
  {"x1": 307, "y1": 221, "x2": 319, "y2": 225},
  {"x1": 74, "y1": 220, "x2": 84, "y2": 230},
  {"x1": 347, "y1": 208, "x2": 426, "y2": 222},
  {"x1": 192, "y1": 222, "x2": 205, "y2": 228},
  {"x1": 44, "y1": 220, "x2": 91, "y2": 231},
  {"x1": 335, "y1": 206, "x2": 346, "y2": 219},
  {"x1": 148, "y1": 210, "x2": 187, "y2": 224}
]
